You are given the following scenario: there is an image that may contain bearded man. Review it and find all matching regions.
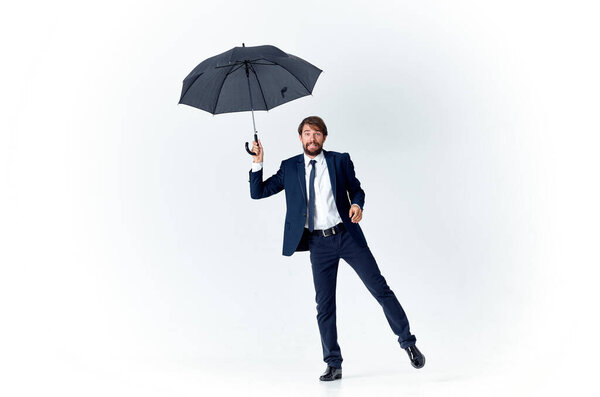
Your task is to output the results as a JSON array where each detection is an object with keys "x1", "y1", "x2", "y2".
[{"x1": 249, "y1": 116, "x2": 425, "y2": 381}]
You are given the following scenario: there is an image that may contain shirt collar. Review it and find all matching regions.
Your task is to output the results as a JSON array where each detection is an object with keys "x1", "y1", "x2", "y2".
[{"x1": 303, "y1": 150, "x2": 325, "y2": 168}]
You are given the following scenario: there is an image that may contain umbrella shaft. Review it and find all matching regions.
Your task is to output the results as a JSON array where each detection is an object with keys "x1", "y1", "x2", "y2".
[
  {"x1": 251, "y1": 108, "x2": 257, "y2": 134},
  {"x1": 245, "y1": 61, "x2": 257, "y2": 134}
]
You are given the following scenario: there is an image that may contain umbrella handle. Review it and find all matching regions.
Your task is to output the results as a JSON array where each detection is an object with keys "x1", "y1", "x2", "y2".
[{"x1": 245, "y1": 133, "x2": 259, "y2": 156}]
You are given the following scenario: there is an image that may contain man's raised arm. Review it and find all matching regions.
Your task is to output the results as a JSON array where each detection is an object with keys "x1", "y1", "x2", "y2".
[{"x1": 249, "y1": 139, "x2": 285, "y2": 199}]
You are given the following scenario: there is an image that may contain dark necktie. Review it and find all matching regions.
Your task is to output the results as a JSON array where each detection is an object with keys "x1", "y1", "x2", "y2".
[{"x1": 308, "y1": 159, "x2": 316, "y2": 232}]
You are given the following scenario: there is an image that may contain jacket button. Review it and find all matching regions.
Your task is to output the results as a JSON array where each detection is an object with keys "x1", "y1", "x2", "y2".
[{"x1": 303, "y1": 213, "x2": 306, "y2": 216}]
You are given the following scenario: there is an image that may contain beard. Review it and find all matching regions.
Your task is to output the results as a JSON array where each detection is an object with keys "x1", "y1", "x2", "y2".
[{"x1": 303, "y1": 142, "x2": 323, "y2": 156}]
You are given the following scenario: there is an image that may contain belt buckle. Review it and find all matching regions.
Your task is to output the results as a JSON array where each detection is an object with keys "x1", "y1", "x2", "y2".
[{"x1": 322, "y1": 226, "x2": 336, "y2": 237}]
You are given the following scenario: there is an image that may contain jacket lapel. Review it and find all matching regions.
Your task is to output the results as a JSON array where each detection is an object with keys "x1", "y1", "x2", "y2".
[
  {"x1": 297, "y1": 155, "x2": 307, "y2": 204},
  {"x1": 324, "y1": 150, "x2": 337, "y2": 201}
]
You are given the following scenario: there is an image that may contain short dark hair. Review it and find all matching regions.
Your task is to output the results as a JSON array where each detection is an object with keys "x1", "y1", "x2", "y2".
[{"x1": 298, "y1": 116, "x2": 328, "y2": 136}]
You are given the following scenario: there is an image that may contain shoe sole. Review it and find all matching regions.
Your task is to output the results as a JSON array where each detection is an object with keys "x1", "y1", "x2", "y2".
[{"x1": 319, "y1": 374, "x2": 342, "y2": 381}]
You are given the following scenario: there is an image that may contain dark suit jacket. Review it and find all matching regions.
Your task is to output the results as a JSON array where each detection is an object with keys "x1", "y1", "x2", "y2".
[{"x1": 249, "y1": 149, "x2": 368, "y2": 256}]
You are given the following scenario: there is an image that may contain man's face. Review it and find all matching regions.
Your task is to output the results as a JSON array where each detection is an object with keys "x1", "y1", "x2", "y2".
[{"x1": 299, "y1": 123, "x2": 326, "y2": 157}]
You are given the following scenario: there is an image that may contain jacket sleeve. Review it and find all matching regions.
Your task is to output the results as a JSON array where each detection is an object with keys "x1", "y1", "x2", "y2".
[
  {"x1": 249, "y1": 161, "x2": 285, "y2": 199},
  {"x1": 344, "y1": 153, "x2": 365, "y2": 209}
]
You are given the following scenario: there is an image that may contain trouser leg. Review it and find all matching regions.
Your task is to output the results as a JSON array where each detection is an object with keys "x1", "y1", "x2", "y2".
[
  {"x1": 339, "y1": 230, "x2": 417, "y2": 348},
  {"x1": 309, "y1": 234, "x2": 343, "y2": 368}
]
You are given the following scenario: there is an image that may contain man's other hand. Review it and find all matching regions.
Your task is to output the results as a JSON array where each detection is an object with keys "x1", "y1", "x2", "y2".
[
  {"x1": 349, "y1": 204, "x2": 362, "y2": 223},
  {"x1": 252, "y1": 139, "x2": 264, "y2": 163}
]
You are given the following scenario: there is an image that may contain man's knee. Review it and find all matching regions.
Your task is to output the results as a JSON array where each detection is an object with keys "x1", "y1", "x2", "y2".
[
  {"x1": 315, "y1": 296, "x2": 336, "y2": 316},
  {"x1": 365, "y1": 275, "x2": 395, "y2": 298}
]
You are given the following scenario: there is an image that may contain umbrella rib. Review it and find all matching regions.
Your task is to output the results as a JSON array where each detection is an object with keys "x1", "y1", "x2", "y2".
[
  {"x1": 248, "y1": 63, "x2": 269, "y2": 110},
  {"x1": 265, "y1": 60, "x2": 314, "y2": 94},
  {"x1": 250, "y1": 61, "x2": 277, "y2": 66},
  {"x1": 212, "y1": 64, "x2": 243, "y2": 114},
  {"x1": 179, "y1": 72, "x2": 203, "y2": 103},
  {"x1": 247, "y1": 58, "x2": 275, "y2": 64},
  {"x1": 215, "y1": 61, "x2": 244, "y2": 69},
  {"x1": 225, "y1": 63, "x2": 244, "y2": 76}
]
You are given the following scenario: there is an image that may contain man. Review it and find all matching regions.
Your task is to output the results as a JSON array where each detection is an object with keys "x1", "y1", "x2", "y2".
[{"x1": 249, "y1": 116, "x2": 425, "y2": 381}]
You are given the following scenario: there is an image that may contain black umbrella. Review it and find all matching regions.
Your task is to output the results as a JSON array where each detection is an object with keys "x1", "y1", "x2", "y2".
[{"x1": 179, "y1": 44, "x2": 322, "y2": 155}]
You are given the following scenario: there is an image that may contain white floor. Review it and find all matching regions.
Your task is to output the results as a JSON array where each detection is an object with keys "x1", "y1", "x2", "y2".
[{"x1": 3, "y1": 346, "x2": 591, "y2": 397}]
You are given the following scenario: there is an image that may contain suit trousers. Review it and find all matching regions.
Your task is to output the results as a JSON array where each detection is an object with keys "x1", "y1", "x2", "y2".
[{"x1": 308, "y1": 227, "x2": 416, "y2": 369}]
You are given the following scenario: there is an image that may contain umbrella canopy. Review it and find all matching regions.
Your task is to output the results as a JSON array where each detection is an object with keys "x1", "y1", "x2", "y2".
[{"x1": 179, "y1": 44, "x2": 322, "y2": 115}]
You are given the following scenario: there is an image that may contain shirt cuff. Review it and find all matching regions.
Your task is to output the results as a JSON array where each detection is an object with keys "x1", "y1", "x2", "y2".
[{"x1": 251, "y1": 162, "x2": 263, "y2": 172}]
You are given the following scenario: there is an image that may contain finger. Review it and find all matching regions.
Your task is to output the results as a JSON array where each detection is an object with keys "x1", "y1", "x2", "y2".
[{"x1": 354, "y1": 211, "x2": 361, "y2": 222}]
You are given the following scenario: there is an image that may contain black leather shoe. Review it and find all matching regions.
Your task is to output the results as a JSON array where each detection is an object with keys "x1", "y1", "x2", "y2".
[
  {"x1": 319, "y1": 365, "x2": 342, "y2": 381},
  {"x1": 404, "y1": 345, "x2": 425, "y2": 369}
]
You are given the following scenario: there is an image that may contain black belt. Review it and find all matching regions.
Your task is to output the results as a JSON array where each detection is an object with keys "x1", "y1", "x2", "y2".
[{"x1": 309, "y1": 222, "x2": 345, "y2": 237}]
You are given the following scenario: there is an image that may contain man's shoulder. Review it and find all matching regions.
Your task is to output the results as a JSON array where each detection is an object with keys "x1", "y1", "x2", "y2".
[
  {"x1": 324, "y1": 150, "x2": 352, "y2": 165},
  {"x1": 281, "y1": 153, "x2": 303, "y2": 165},
  {"x1": 324, "y1": 150, "x2": 348, "y2": 158}
]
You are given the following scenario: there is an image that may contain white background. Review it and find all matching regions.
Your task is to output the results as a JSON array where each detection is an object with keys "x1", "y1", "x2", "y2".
[{"x1": 2, "y1": 1, "x2": 599, "y2": 396}]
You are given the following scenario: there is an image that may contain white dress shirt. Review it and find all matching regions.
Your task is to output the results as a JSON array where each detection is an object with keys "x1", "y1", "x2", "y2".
[
  {"x1": 251, "y1": 151, "x2": 343, "y2": 230},
  {"x1": 302, "y1": 152, "x2": 343, "y2": 229}
]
